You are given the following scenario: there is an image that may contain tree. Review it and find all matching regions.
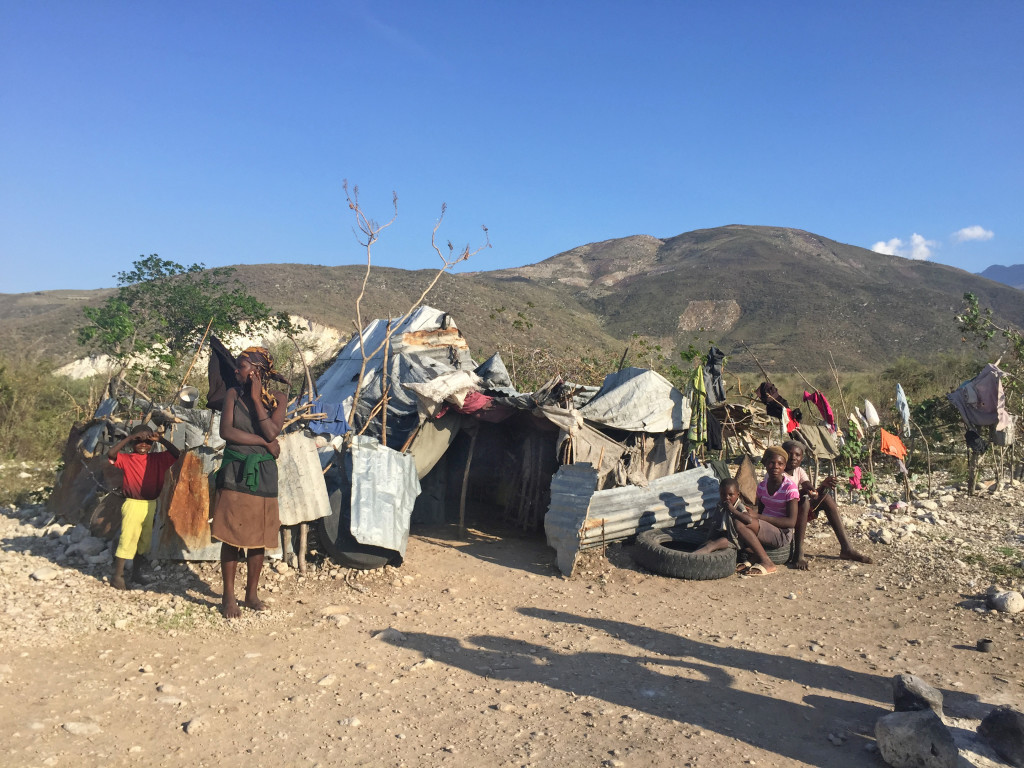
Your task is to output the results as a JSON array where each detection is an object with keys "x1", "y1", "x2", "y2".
[{"x1": 78, "y1": 254, "x2": 289, "y2": 398}]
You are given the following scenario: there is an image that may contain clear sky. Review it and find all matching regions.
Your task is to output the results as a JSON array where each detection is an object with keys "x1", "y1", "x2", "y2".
[{"x1": 1, "y1": 1, "x2": 1021, "y2": 293}]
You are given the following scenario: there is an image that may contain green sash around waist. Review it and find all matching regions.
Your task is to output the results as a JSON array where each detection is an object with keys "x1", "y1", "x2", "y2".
[{"x1": 219, "y1": 448, "x2": 274, "y2": 493}]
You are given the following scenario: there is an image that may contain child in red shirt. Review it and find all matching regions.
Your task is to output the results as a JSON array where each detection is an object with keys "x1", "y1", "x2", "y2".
[{"x1": 107, "y1": 426, "x2": 180, "y2": 589}]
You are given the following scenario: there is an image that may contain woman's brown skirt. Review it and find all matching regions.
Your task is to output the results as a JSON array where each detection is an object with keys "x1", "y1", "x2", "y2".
[{"x1": 211, "y1": 489, "x2": 280, "y2": 549}]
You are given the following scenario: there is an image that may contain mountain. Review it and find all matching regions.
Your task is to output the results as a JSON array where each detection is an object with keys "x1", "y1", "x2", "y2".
[
  {"x1": 978, "y1": 264, "x2": 1024, "y2": 291},
  {"x1": 3, "y1": 225, "x2": 1022, "y2": 374}
]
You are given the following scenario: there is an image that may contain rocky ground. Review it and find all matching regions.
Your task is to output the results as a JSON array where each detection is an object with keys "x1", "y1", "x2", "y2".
[{"x1": 1, "y1": 476, "x2": 1023, "y2": 768}]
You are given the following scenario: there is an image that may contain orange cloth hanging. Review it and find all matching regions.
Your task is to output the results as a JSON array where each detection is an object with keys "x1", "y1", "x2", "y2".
[{"x1": 880, "y1": 428, "x2": 908, "y2": 460}]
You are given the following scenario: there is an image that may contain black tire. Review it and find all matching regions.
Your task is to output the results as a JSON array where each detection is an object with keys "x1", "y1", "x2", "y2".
[
  {"x1": 317, "y1": 465, "x2": 400, "y2": 570},
  {"x1": 738, "y1": 541, "x2": 791, "y2": 565},
  {"x1": 633, "y1": 528, "x2": 735, "y2": 580}
]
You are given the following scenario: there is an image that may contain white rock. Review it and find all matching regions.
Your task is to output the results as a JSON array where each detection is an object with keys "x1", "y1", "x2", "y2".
[
  {"x1": 373, "y1": 628, "x2": 406, "y2": 642},
  {"x1": 184, "y1": 717, "x2": 205, "y2": 735},
  {"x1": 30, "y1": 567, "x2": 59, "y2": 581},
  {"x1": 316, "y1": 674, "x2": 337, "y2": 686},
  {"x1": 990, "y1": 591, "x2": 1024, "y2": 614},
  {"x1": 62, "y1": 721, "x2": 101, "y2": 735},
  {"x1": 67, "y1": 537, "x2": 107, "y2": 557},
  {"x1": 915, "y1": 500, "x2": 939, "y2": 511}
]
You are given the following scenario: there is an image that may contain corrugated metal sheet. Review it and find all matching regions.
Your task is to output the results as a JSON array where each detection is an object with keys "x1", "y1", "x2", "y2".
[
  {"x1": 544, "y1": 464, "x2": 720, "y2": 576},
  {"x1": 151, "y1": 447, "x2": 222, "y2": 560}
]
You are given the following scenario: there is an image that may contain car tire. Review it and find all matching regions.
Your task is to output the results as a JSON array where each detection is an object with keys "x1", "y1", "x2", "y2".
[{"x1": 633, "y1": 528, "x2": 735, "y2": 580}]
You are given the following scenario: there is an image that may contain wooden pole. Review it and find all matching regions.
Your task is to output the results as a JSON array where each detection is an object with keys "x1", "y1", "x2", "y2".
[
  {"x1": 458, "y1": 428, "x2": 479, "y2": 539},
  {"x1": 177, "y1": 317, "x2": 215, "y2": 392},
  {"x1": 298, "y1": 523, "x2": 308, "y2": 575}
]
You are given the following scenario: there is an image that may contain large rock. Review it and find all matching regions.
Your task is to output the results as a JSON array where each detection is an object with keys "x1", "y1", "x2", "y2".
[
  {"x1": 979, "y1": 706, "x2": 1024, "y2": 767},
  {"x1": 989, "y1": 591, "x2": 1024, "y2": 614},
  {"x1": 893, "y1": 673, "x2": 944, "y2": 716},
  {"x1": 875, "y1": 710, "x2": 957, "y2": 768},
  {"x1": 66, "y1": 536, "x2": 107, "y2": 557}
]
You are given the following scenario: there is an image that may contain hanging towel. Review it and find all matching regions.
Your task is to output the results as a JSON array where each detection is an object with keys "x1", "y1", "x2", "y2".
[
  {"x1": 803, "y1": 390, "x2": 836, "y2": 431},
  {"x1": 849, "y1": 466, "x2": 863, "y2": 490},
  {"x1": 879, "y1": 428, "x2": 907, "y2": 460},
  {"x1": 895, "y1": 384, "x2": 911, "y2": 438},
  {"x1": 864, "y1": 400, "x2": 880, "y2": 427}
]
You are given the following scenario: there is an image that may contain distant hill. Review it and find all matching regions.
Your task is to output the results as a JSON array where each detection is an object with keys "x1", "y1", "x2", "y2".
[
  {"x1": 978, "y1": 264, "x2": 1024, "y2": 291},
  {"x1": 3, "y1": 225, "x2": 1022, "y2": 375}
]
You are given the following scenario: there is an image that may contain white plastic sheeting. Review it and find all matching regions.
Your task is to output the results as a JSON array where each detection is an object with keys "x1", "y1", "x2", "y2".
[
  {"x1": 277, "y1": 432, "x2": 332, "y2": 527},
  {"x1": 316, "y1": 306, "x2": 473, "y2": 409},
  {"x1": 404, "y1": 370, "x2": 484, "y2": 416},
  {"x1": 348, "y1": 435, "x2": 421, "y2": 556},
  {"x1": 578, "y1": 367, "x2": 691, "y2": 433}
]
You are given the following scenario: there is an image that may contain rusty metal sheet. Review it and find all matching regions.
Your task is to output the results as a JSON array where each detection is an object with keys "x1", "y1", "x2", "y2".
[{"x1": 156, "y1": 451, "x2": 212, "y2": 551}]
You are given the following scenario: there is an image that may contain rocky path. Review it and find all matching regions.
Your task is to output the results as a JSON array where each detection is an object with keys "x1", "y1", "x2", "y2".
[{"x1": 1, "y1": 485, "x2": 1022, "y2": 767}]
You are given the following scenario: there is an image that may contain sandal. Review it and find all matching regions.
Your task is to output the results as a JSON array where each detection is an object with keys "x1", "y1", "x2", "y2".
[
  {"x1": 744, "y1": 563, "x2": 776, "y2": 577},
  {"x1": 735, "y1": 560, "x2": 752, "y2": 574}
]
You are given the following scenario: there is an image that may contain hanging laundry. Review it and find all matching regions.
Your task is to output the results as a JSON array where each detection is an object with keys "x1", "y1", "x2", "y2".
[
  {"x1": 782, "y1": 408, "x2": 800, "y2": 434},
  {"x1": 756, "y1": 381, "x2": 788, "y2": 419},
  {"x1": 852, "y1": 409, "x2": 869, "y2": 436},
  {"x1": 687, "y1": 366, "x2": 708, "y2": 444},
  {"x1": 802, "y1": 390, "x2": 836, "y2": 431},
  {"x1": 703, "y1": 346, "x2": 727, "y2": 407},
  {"x1": 706, "y1": 407, "x2": 723, "y2": 450},
  {"x1": 947, "y1": 364, "x2": 1012, "y2": 430},
  {"x1": 848, "y1": 416, "x2": 864, "y2": 441},
  {"x1": 879, "y1": 428, "x2": 907, "y2": 460},
  {"x1": 895, "y1": 384, "x2": 911, "y2": 438},
  {"x1": 965, "y1": 429, "x2": 989, "y2": 454},
  {"x1": 863, "y1": 399, "x2": 880, "y2": 427},
  {"x1": 849, "y1": 466, "x2": 863, "y2": 490}
]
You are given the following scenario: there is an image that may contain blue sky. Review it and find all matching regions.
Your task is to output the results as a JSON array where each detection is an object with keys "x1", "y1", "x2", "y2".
[{"x1": 1, "y1": 1, "x2": 1021, "y2": 293}]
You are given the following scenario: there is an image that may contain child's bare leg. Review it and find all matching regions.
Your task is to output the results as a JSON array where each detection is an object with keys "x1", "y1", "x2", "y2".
[
  {"x1": 735, "y1": 522, "x2": 776, "y2": 573},
  {"x1": 820, "y1": 495, "x2": 873, "y2": 563},
  {"x1": 243, "y1": 548, "x2": 267, "y2": 611},
  {"x1": 789, "y1": 499, "x2": 811, "y2": 570},
  {"x1": 694, "y1": 536, "x2": 733, "y2": 554},
  {"x1": 131, "y1": 553, "x2": 149, "y2": 583},
  {"x1": 221, "y1": 544, "x2": 241, "y2": 619},
  {"x1": 111, "y1": 557, "x2": 128, "y2": 590}
]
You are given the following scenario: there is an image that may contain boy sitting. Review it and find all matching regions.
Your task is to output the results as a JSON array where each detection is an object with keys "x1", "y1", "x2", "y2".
[
  {"x1": 694, "y1": 477, "x2": 779, "y2": 576},
  {"x1": 107, "y1": 425, "x2": 180, "y2": 589}
]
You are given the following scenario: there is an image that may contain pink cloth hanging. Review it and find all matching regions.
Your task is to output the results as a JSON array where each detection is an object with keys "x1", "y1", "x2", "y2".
[
  {"x1": 803, "y1": 390, "x2": 836, "y2": 431},
  {"x1": 849, "y1": 466, "x2": 863, "y2": 490}
]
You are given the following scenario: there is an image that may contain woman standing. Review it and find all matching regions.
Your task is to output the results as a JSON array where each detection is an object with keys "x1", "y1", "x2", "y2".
[{"x1": 212, "y1": 347, "x2": 288, "y2": 619}]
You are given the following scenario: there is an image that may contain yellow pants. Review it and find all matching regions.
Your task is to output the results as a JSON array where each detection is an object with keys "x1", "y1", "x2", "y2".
[{"x1": 115, "y1": 498, "x2": 157, "y2": 559}]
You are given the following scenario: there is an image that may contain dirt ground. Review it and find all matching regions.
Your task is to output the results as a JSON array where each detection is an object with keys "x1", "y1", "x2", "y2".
[{"x1": 2, "y1": 486, "x2": 1023, "y2": 768}]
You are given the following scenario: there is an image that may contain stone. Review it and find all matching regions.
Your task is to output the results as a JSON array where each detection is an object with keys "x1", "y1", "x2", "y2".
[
  {"x1": 30, "y1": 567, "x2": 59, "y2": 581},
  {"x1": 979, "y1": 706, "x2": 1024, "y2": 767},
  {"x1": 68, "y1": 525, "x2": 90, "y2": 543},
  {"x1": 320, "y1": 605, "x2": 348, "y2": 617},
  {"x1": 892, "y1": 673, "x2": 944, "y2": 716},
  {"x1": 67, "y1": 536, "x2": 107, "y2": 557},
  {"x1": 184, "y1": 717, "x2": 205, "y2": 735},
  {"x1": 373, "y1": 628, "x2": 405, "y2": 642},
  {"x1": 878, "y1": 529, "x2": 895, "y2": 545},
  {"x1": 915, "y1": 500, "x2": 939, "y2": 511},
  {"x1": 989, "y1": 591, "x2": 1024, "y2": 614},
  {"x1": 62, "y1": 721, "x2": 101, "y2": 735},
  {"x1": 875, "y1": 710, "x2": 957, "y2": 768},
  {"x1": 316, "y1": 674, "x2": 337, "y2": 686}
]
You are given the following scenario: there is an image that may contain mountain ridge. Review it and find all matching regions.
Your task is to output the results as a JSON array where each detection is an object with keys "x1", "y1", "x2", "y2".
[{"x1": 3, "y1": 225, "x2": 1021, "y2": 374}]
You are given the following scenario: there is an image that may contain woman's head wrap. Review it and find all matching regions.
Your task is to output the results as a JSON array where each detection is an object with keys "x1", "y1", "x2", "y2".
[
  {"x1": 762, "y1": 445, "x2": 789, "y2": 466},
  {"x1": 239, "y1": 346, "x2": 289, "y2": 411}
]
